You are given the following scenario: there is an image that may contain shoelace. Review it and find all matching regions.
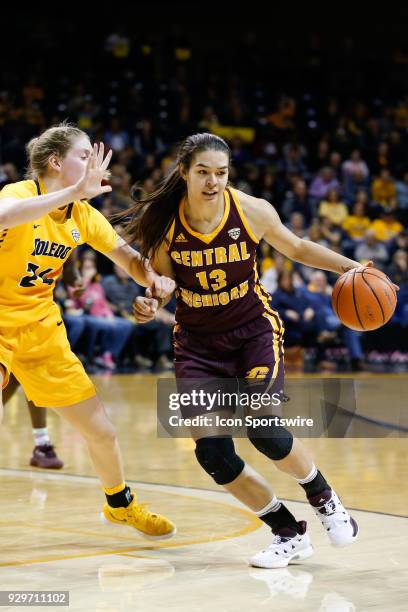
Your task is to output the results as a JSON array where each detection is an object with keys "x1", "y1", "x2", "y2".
[
  {"x1": 318, "y1": 499, "x2": 338, "y2": 516},
  {"x1": 129, "y1": 502, "x2": 159, "y2": 522},
  {"x1": 316, "y1": 497, "x2": 348, "y2": 529},
  {"x1": 37, "y1": 444, "x2": 56, "y2": 456},
  {"x1": 268, "y1": 534, "x2": 292, "y2": 548}
]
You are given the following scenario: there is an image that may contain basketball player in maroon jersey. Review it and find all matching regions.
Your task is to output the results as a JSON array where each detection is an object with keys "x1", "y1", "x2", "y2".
[{"x1": 126, "y1": 133, "x2": 365, "y2": 569}]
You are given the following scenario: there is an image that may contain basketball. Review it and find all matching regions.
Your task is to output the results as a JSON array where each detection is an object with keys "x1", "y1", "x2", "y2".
[{"x1": 332, "y1": 267, "x2": 397, "y2": 331}]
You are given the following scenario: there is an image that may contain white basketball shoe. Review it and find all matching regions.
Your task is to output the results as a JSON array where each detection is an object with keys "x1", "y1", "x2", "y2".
[
  {"x1": 249, "y1": 521, "x2": 314, "y2": 569},
  {"x1": 308, "y1": 489, "x2": 358, "y2": 547}
]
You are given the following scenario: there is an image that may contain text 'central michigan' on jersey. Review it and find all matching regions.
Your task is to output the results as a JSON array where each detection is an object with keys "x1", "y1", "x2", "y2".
[
  {"x1": 0, "y1": 179, "x2": 118, "y2": 327},
  {"x1": 168, "y1": 187, "x2": 278, "y2": 333}
]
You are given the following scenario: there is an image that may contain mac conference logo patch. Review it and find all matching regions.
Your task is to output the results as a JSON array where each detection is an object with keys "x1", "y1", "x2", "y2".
[
  {"x1": 71, "y1": 229, "x2": 80, "y2": 243},
  {"x1": 228, "y1": 227, "x2": 241, "y2": 240}
]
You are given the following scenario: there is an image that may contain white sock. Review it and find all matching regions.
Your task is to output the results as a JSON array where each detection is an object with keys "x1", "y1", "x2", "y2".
[
  {"x1": 33, "y1": 427, "x2": 50, "y2": 447},
  {"x1": 255, "y1": 495, "x2": 282, "y2": 517},
  {"x1": 295, "y1": 464, "x2": 318, "y2": 485}
]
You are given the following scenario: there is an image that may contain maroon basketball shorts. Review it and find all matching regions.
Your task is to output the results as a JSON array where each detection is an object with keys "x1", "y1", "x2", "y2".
[{"x1": 173, "y1": 314, "x2": 285, "y2": 418}]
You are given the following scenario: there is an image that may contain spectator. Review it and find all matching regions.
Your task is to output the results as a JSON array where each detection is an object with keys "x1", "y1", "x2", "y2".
[
  {"x1": 133, "y1": 118, "x2": 165, "y2": 158},
  {"x1": 271, "y1": 270, "x2": 316, "y2": 348},
  {"x1": 319, "y1": 217, "x2": 343, "y2": 251},
  {"x1": 319, "y1": 189, "x2": 348, "y2": 226},
  {"x1": 342, "y1": 200, "x2": 371, "y2": 241},
  {"x1": 259, "y1": 171, "x2": 277, "y2": 204},
  {"x1": 387, "y1": 250, "x2": 408, "y2": 287},
  {"x1": 371, "y1": 168, "x2": 397, "y2": 209},
  {"x1": 342, "y1": 149, "x2": 369, "y2": 181},
  {"x1": 104, "y1": 118, "x2": 130, "y2": 153},
  {"x1": 329, "y1": 151, "x2": 342, "y2": 178},
  {"x1": 309, "y1": 167, "x2": 340, "y2": 202},
  {"x1": 281, "y1": 179, "x2": 313, "y2": 223},
  {"x1": 370, "y1": 209, "x2": 403, "y2": 242},
  {"x1": 71, "y1": 252, "x2": 134, "y2": 371},
  {"x1": 261, "y1": 252, "x2": 294, "y2": 294},
  {"x1": 342, "y1": 166, "x2": 370, "y2": 204},
  {"x1": 102, "y1": 265, "x2": 174, "y2": 372},
  {"x1": 285, "y1": 212, "x2": 306, "y2": 238},
  {"x1": 277, "y1": 144, "x2": 308, "y2": 179},
  {"x1": 396, "y1": 171, "x2": 408, "y2": 210},
  {"x1": 355, "y1": 229, "x2": 389, "y2": 268},
  {"x1": 369, "y1": 142, "x2": 391, "y2": 175},
  {"x1": 308, "y1": 139, "x2": 330, "y2": 173},
  {"x1": 302, "y1": 271, "x2": 365, "y2": 371}
]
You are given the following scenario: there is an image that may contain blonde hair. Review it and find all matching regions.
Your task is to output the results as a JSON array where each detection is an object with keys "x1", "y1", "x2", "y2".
[{"x1": 25, "y1": 122, "x2": 88, "y2": 179}]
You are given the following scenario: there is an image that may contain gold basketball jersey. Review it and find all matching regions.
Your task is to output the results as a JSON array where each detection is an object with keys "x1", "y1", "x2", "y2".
[{"x1": 0, "y1": 179, "x2": 118, "y2": 327}]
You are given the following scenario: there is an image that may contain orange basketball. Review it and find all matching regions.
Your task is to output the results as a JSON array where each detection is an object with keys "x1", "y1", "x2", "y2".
[{"x1": 332, "y1": 267, "x2": 397, "y2": 331}]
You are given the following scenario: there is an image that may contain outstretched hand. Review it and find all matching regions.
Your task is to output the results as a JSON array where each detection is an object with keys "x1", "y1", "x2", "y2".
[{"x1": 73, "y1": 143, "x2": 112, "y2": 201}]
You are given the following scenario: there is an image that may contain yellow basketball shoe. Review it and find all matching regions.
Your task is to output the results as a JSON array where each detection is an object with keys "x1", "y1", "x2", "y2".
[{"x1": 100, "y1": 494, "x2": 176, "y2": 540}]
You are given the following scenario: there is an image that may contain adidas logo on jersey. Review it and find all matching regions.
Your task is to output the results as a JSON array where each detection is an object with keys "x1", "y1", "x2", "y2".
[
  {"x1": 71, "y1": 229, "x2": 80, "y2": 242},
  {"x1": 228, "y1": 227, "x2": 241, "y2": 240},
  {"x1": 175, "y1": 232, "x2": 188, "y2": 242}
]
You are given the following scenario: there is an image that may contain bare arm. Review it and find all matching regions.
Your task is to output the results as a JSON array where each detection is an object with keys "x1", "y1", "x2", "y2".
[
  {"x1": 105, "y1": 238, "x2": 152, "y2": 286},
  {"x1": 239, "y1": 191, "x2": 360, "y2": 275},
  {"x1": 132, "y1": 241, "x2": 176, "y2": 322},
  {"x1": 0, "y1": 186, "x2": 80, "y2": 230},
  {"x1": 106, "y1": 237, "x2": 175, "y2": 299},
  {"x1": 0, "y1": 143, "x2": 112, "y2": 231}
]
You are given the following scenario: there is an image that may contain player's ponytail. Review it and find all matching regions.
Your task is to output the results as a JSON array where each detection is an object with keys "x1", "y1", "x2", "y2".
[{"x1": 121, "y1": 132, "x2": 231, "y2": 260}]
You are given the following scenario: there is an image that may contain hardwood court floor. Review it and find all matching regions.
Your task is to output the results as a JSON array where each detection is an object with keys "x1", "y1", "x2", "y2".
[{"x1": 1, "y1": 373, "x2": 407, "y2": 611}]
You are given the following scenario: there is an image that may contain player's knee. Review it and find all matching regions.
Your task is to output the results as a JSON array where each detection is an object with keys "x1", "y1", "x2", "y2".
[
  {"x1": 86, "y1": 418, "x2": 117, "y2": 446},
  {"x1": 248, "y1": 425, "x2": 293, "y2": 460},
  {"x1": 100, "y1": 422, "x2": 118, "y2": 445},
  {"x1": 194, "y1": 437, "x2": 245, "y2": 485}
]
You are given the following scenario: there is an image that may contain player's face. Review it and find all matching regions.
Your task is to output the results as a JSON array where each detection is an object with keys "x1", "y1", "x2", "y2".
[
  {"x1": 186, "y1": 150, "x2": 229, "y2": 205},
  {"x1": 59, "y1": 135, "x2": 93, "y2": 187}
]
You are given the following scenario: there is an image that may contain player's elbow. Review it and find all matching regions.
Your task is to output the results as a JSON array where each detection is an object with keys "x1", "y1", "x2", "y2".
[
  {"x1": 281, "y1": 236, "x2": 303, "y2": 260},
  {"x1": 286, "y1": 237, "x2": 307, "y2": 262},
  {"x1": 0, "y1": 200, "x2": 19, "y2": 230}
]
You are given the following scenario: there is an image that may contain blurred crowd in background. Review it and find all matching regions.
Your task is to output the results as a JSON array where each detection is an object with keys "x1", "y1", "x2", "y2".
[{"x1": 1, "y1": 21, "x2": 408, "y2": 373}]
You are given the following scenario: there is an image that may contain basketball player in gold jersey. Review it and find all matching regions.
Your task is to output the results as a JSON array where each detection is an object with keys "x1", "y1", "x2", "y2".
[
  {"x1": 127, "y1": 133, "x2": 394, "y2": 568},
  {"x1": 0, "y1": 124, "x2": 176, "y2": 539},
  {"x1": 3, "y1": 254, "x2": 85, "y2": 469}
]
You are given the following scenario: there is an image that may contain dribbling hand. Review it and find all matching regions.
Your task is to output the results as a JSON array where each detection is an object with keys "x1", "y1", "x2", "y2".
[
  {"x1": 343, "y1": 260, "x2": 399, "y2": 292},
  {"x1": 73, "y1": 143, "x2": 113, "y2": 201}
]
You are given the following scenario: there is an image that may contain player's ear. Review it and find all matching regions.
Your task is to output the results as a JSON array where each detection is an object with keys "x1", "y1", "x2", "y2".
[
  {"x1": 48, "y1": 154, "x2": 62, "y2": 173},
  {"x1": 179, "y1": 163, "x2": 188, "y2": 181}
]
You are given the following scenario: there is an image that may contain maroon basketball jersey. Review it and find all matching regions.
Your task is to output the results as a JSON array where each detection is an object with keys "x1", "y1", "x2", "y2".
[{"x1": 167, "y1": 187, "x2": 280, "y2": 334}]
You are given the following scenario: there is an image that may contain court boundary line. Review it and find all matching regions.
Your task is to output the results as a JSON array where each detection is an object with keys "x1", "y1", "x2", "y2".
[
  {"x1": 0, "y1": 469, "x2": 262, "y2": 568},
  {"x1": 0, "y1": 467, "x2": 407, "y2": 519}
]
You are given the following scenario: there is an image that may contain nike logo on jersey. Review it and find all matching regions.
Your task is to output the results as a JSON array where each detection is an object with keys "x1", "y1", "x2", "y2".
[
  {"x1": 175, "y1": 232, "x2": 188, "y2": 243},
  {"x1": 57, "y1": 321, "x2": 63, "y2": 326},
  {"x1": 31, "y1": 238, "x2": 72, "y2": 260},
  {"x1": 33, "y1": 224, "x2": 41, "y2": 228}
]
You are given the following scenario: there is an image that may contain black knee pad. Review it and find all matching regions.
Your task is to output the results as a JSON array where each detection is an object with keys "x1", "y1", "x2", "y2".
[
  {"x1": 195, "y1": 437, "x2": 245, "y2": 485},
  {"x1": 248, "y1": 424, "x2": 293, "y2": 460}
]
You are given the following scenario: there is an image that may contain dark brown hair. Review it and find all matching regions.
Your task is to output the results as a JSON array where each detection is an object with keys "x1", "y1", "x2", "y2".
[{"x1": 120, "y1": 132, "x2": 230, "y2": 259}]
